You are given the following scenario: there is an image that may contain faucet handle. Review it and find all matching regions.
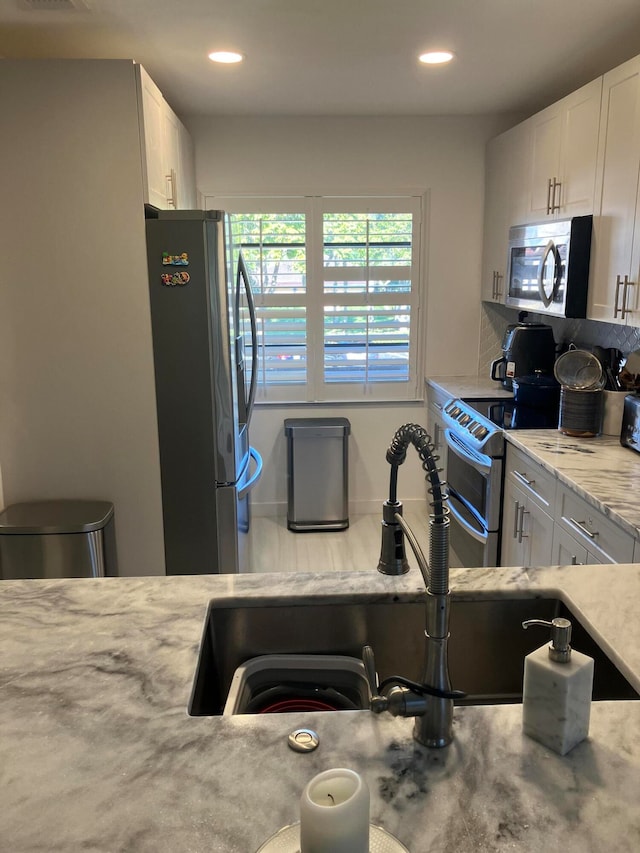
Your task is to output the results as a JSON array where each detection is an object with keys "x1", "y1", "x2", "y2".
[{"x1": 362, "y1": 645, "x2": 388, "y2": 713}]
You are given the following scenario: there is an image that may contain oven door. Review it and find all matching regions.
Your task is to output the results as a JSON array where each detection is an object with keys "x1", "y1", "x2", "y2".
[{"x1": 444, "y1": 430, "x2": 503, "y2": 568}]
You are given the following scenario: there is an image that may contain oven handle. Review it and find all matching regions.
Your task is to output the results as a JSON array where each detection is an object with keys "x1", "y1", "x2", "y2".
[
  {"x1": 444, "y1": 429, "x2": 493, "y2": 476},
  {"x1": 448, "y1": 490, "x2": 489, "y2": 544}
]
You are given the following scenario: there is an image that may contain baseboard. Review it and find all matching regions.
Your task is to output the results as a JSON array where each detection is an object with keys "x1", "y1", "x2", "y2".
[{"x1": 252, "y1": 498, "x2": 428, "y2": 519}]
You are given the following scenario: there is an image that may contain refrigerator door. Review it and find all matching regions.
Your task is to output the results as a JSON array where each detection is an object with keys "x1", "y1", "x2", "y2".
[
  {"x1": 146, "y1": 209, "x2": 245, "y2": 574},
  {"x1": 217, "y1": 447, "x2": 263, "y2": 572}
]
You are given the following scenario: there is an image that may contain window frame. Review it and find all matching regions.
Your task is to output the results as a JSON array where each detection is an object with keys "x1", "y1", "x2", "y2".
[{"x1": 208, "y1": 193, "x2": 425, "y2": 404}]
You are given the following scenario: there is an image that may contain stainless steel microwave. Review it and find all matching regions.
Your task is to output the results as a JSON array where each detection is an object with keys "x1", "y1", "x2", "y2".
[{"x1": 505, "y1": 216, "x2": 592, "y2": 318}]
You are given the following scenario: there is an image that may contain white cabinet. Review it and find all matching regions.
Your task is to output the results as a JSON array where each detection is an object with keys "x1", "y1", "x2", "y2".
[
  {"x1": 501, "y1": 445, "x2": 556, "y2": 567},
  {"x1": 554, "y1": 483, "x2": 635, "y2": 564},
  {"x1": 136, "y1": 65, "x2": 196, "y2": 210},
  {"x1": 588, "y1": 56, "x2": 640, "y2": 324},
  {"x1": 526, "y1": 78, "x2": 602, "y2": 222},
  {"x1": 481, "y1": 124, "x2": 530, "y2": 303}
]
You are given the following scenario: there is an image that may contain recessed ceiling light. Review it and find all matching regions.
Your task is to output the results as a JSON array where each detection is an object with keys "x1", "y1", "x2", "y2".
[
  {"x1": 208, "y1": 51, "x2": 244, "y2": 64},
  {"x1": 419, "y1": 51, "x2": 454, "y2": 65}
]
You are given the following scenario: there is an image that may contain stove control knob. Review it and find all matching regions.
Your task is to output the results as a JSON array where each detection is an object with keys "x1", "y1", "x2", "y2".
[
  {"x1": 450, "y1": 406, "x2": 461, "y2": 418},
  {"x1": 475, "y1": 426, "x2": 489, "y2": 439},
  {"x1": 459, "y1": 414, "x2": 471, "y2": 426}
]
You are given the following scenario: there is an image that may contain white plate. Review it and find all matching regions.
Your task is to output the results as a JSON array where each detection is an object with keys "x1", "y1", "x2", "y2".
[{"x1": 256, "y1": 822, "x2": 409, "y2": 852}]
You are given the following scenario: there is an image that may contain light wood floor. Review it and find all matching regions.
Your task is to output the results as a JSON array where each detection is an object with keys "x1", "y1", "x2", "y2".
[{"x1": 246, "y1": 510, "x2": 431, "y2": 574}]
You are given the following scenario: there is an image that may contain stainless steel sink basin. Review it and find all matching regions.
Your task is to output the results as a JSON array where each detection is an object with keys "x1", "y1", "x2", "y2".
[{"x1": 188, "y1": 595, "x2": 639, "y2": 715}]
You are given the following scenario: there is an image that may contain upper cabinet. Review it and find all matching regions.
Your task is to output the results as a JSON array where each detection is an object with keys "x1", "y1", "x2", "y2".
[
  {"x1": 481, "y1": 123, "x2": 530, "y2": 303},
  {"x1": 525, "y1": 78, "x2": 602, "y2": 222},
  {"x1": 588, "y1": 56, "x2": 640, "y2": 324},
  {"x1": 481, "y1": 79, "x2": 601, "y2": 305},
  {"x1": 136, "y1": 66, "x2": 197, "y2": 210}
]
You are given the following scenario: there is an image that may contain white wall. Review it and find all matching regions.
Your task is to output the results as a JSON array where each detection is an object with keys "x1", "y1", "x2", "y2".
[
  {"x1": 0, "y1": 60, "x2": 165, "y2": 576},
  {"x1": 188, "y1": 114, "x2": 514, "y2": 513}
]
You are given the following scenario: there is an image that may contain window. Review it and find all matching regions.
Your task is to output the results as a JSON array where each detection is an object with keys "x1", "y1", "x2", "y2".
[{"x1": 219, "y1": 195, "x2": 422, "y2": 403}]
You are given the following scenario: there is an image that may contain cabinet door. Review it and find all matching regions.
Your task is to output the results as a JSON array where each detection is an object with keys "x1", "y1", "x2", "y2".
[
  {"x1": 589, "y1": 56, "x2": 640, "y2": 323},
  {"x1": 528, "y1": 102, "x2": 562, "y2": 220},
  {"x1": 162, "y1": 106, "x2": 181, "y2": 209},
  {"x1": 552, "y1": 525, "x2": 588, "y2": 566},
  {"x1": 501, "y1": 477, "x2": 525, "y2": 566},
  {"x1": 557, "y1": 78, "x2": 602, "y2": 217},
  {"x1": 481, "y1": 125, "x2": 530, "y2": 301},
  {"x1": 177, "y1": 120, "x2": 197, "y2": 209},
  {"x1": 526, "y1": 78, "x2": 601, "y2": 222},
  {"x1": 138, "y1": 66, "x2": 169, "y2": 209},
  {"x1": 521, "y1": 496, "x2": 554, "y2": 567}
]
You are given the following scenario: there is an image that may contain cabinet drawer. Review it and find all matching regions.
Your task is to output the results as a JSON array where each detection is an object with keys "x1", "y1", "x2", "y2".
[
  {"x1": 505, "y1": 445, "x2": 557, "y2": 513},
  {"x1": 556, "y1": 484, "x2": 634, "y2": 563}
]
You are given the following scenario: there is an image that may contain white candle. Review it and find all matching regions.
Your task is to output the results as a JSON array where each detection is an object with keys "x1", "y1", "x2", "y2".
[{"x1": 299, "y1": 768, "x2": 370, "y2": 853}]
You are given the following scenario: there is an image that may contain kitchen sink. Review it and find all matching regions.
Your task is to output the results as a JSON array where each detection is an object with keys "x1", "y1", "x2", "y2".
[{"x1": 188, "y1": 595, "x2": 639, "y2": 716}]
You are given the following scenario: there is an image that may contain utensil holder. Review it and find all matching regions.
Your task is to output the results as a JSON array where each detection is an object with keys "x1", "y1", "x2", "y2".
[
  {"x1": 601, "y1": 390, "x2": 628, "y2": 437},
  {"x1": 558, "y1": 387, "x2": 603, "y2": 437}
]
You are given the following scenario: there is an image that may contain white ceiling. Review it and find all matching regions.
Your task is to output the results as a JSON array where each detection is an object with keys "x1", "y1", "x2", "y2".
[{"x1": 2, "y1": 0, "x2": 640, "y2": 119}]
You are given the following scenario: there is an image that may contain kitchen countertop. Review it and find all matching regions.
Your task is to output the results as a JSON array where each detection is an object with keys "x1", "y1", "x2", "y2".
[
  {"x1": 427, "y1": 374, "x2": 513, "y2": 400},
  {"x1": 505, "y1": 430, "x2": 640, "y2": 540},
  {"x1": 1, "y1": 566, "x2": 639, "y2": 852},
  {"x1": 426, "y1": 373, "x2": 640, "y2": 541}
]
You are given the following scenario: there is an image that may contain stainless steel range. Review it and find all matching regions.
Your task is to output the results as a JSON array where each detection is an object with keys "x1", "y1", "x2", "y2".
[{"x1": 441, "y1": 397, "x2": 557, "y2": 568}]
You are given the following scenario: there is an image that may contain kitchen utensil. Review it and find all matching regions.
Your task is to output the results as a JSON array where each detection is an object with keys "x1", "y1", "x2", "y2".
[
  {"x1": 619, "y1": 348, "x2": 640, "y2": 391},
  {"x1": 554, "y1": 349, "x2": 604, "y2": 390}
]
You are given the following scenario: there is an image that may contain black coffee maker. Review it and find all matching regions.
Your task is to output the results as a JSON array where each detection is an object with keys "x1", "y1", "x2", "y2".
[{"x1": 490, "y1": 322, "x2": 557, "y2": 391}]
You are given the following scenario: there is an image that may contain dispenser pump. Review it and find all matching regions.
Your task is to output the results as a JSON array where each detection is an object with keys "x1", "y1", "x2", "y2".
[
  {"x1": 521, "y1": 615, "x2": 594, "y2": 755},
  {"x1": 522, "y1": 617, "x2": 572, "y2": 663}
]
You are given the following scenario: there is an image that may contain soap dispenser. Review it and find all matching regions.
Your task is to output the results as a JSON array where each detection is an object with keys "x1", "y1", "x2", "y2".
[{"x1": 521, "y1": 617, "x2": 594, "y2": 756}]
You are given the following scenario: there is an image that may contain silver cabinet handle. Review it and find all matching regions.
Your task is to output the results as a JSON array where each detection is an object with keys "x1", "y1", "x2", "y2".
[
  {"x1": 433, "y1": 422, "x2": 441, "y2": 449},
  {"x1": 614, "y1": 274, "x2": 623, "y2": 318},
  {"x1": 546, "y1": 178, "x2": 553, "y2": 215},
  {"x1": 621, "y1": 275, "x2": 635, "y2": 320},
  {"x1": 166, "y1": 168, "x2": 177, "y2": 208},
  {"x1": 513, "y1": 500, "x2": 520, "y2": 539},
  {"x1": 518, "y1": 505, "x2": 529, "y2": 544},
  {"x1": 513, "y1": 470, "x2": 535, "y2": 488},
  {"x1": 551, "y1": 178, "x2": 562, "y2": 213},
  {"x1": 494, "y1": 271, "x2": 503, "y2": 299},
  {"x1": 569, "y1": 517, "x2": 598, "y2": 539}
]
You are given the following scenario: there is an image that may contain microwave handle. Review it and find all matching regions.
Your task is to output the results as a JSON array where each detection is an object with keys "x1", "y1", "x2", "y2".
[{"x1": 537, "y1": 239, "x2": 561, "y2": 308}]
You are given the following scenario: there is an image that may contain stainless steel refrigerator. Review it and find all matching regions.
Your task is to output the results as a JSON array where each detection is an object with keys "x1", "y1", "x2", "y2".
[{"x1": 145, "y1": 209, "x2": 262, "y2": 574}]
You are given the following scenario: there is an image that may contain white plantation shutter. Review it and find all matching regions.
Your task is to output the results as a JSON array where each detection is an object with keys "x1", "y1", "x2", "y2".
[{"x1": 214, "y1": 195, "x2": 422, "y2": 403}]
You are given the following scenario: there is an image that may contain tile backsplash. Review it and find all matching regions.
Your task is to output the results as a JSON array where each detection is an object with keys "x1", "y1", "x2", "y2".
[{"x1": 479, "y1": 302, "x2": 640, "y2": 378}]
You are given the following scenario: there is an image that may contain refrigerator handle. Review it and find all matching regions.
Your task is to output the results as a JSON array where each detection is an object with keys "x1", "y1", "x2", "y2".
[
  {"x1": 238, "y1": 447, "x2": 263, "y2": 500},
  {"x1": 237, "y1": 251, "x2": 258, "y2": 425}
]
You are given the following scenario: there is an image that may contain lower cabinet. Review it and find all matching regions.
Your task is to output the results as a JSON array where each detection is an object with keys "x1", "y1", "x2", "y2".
[
  {"x1": 501, "y1": 476, "x2": 554, "y2": 567},
  {"x1": 553, "y1": 483, "x2": 635, "y2": 564},
  {"x1": 502, "y1": 443, "x2": 638, "y2": 566}
]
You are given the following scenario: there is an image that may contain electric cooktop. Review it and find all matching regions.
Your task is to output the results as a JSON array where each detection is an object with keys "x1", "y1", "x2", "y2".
[{"x1": 463, "y1": 397, "x2": 558, "y2": 431}]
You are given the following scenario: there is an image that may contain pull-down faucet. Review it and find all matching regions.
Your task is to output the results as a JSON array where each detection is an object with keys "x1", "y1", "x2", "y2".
[{"x1": 364, "y1": 423, "x2": 465, "y2": 748}]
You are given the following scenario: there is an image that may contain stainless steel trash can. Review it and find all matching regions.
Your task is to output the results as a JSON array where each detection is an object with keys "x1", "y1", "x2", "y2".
[
  {"x1": 284, "y1": 418, "x2": 350, "y2": 532},
  {"x1": 0, "y1": 500, "x2": 117, "y2": 579}
]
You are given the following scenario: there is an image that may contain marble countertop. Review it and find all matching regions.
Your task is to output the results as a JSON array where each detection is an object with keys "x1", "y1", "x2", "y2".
[
  {"x1": 505, "y1": 430, "x2": 640, "y2": 540},
  {"x1": 426, "y1": 374, "x2": 640, "y2": 540},
  {"x1": 1, "y1": 565, "x2": 639, "y2": 852},
  {"x1": 426, "y1": 374, "x2": 513, "y2": 400}
]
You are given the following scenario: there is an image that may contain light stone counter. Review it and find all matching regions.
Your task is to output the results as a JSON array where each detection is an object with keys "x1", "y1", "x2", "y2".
[
  {"x1": 1, "y1": 565, "x2": 639, "y2": 852},
  {"x1": 426, "y1": 375, "x2": 513, "y2": 401},
  {"x1": 505, "y1": 430, "x2": 640, "y2": 540}
]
